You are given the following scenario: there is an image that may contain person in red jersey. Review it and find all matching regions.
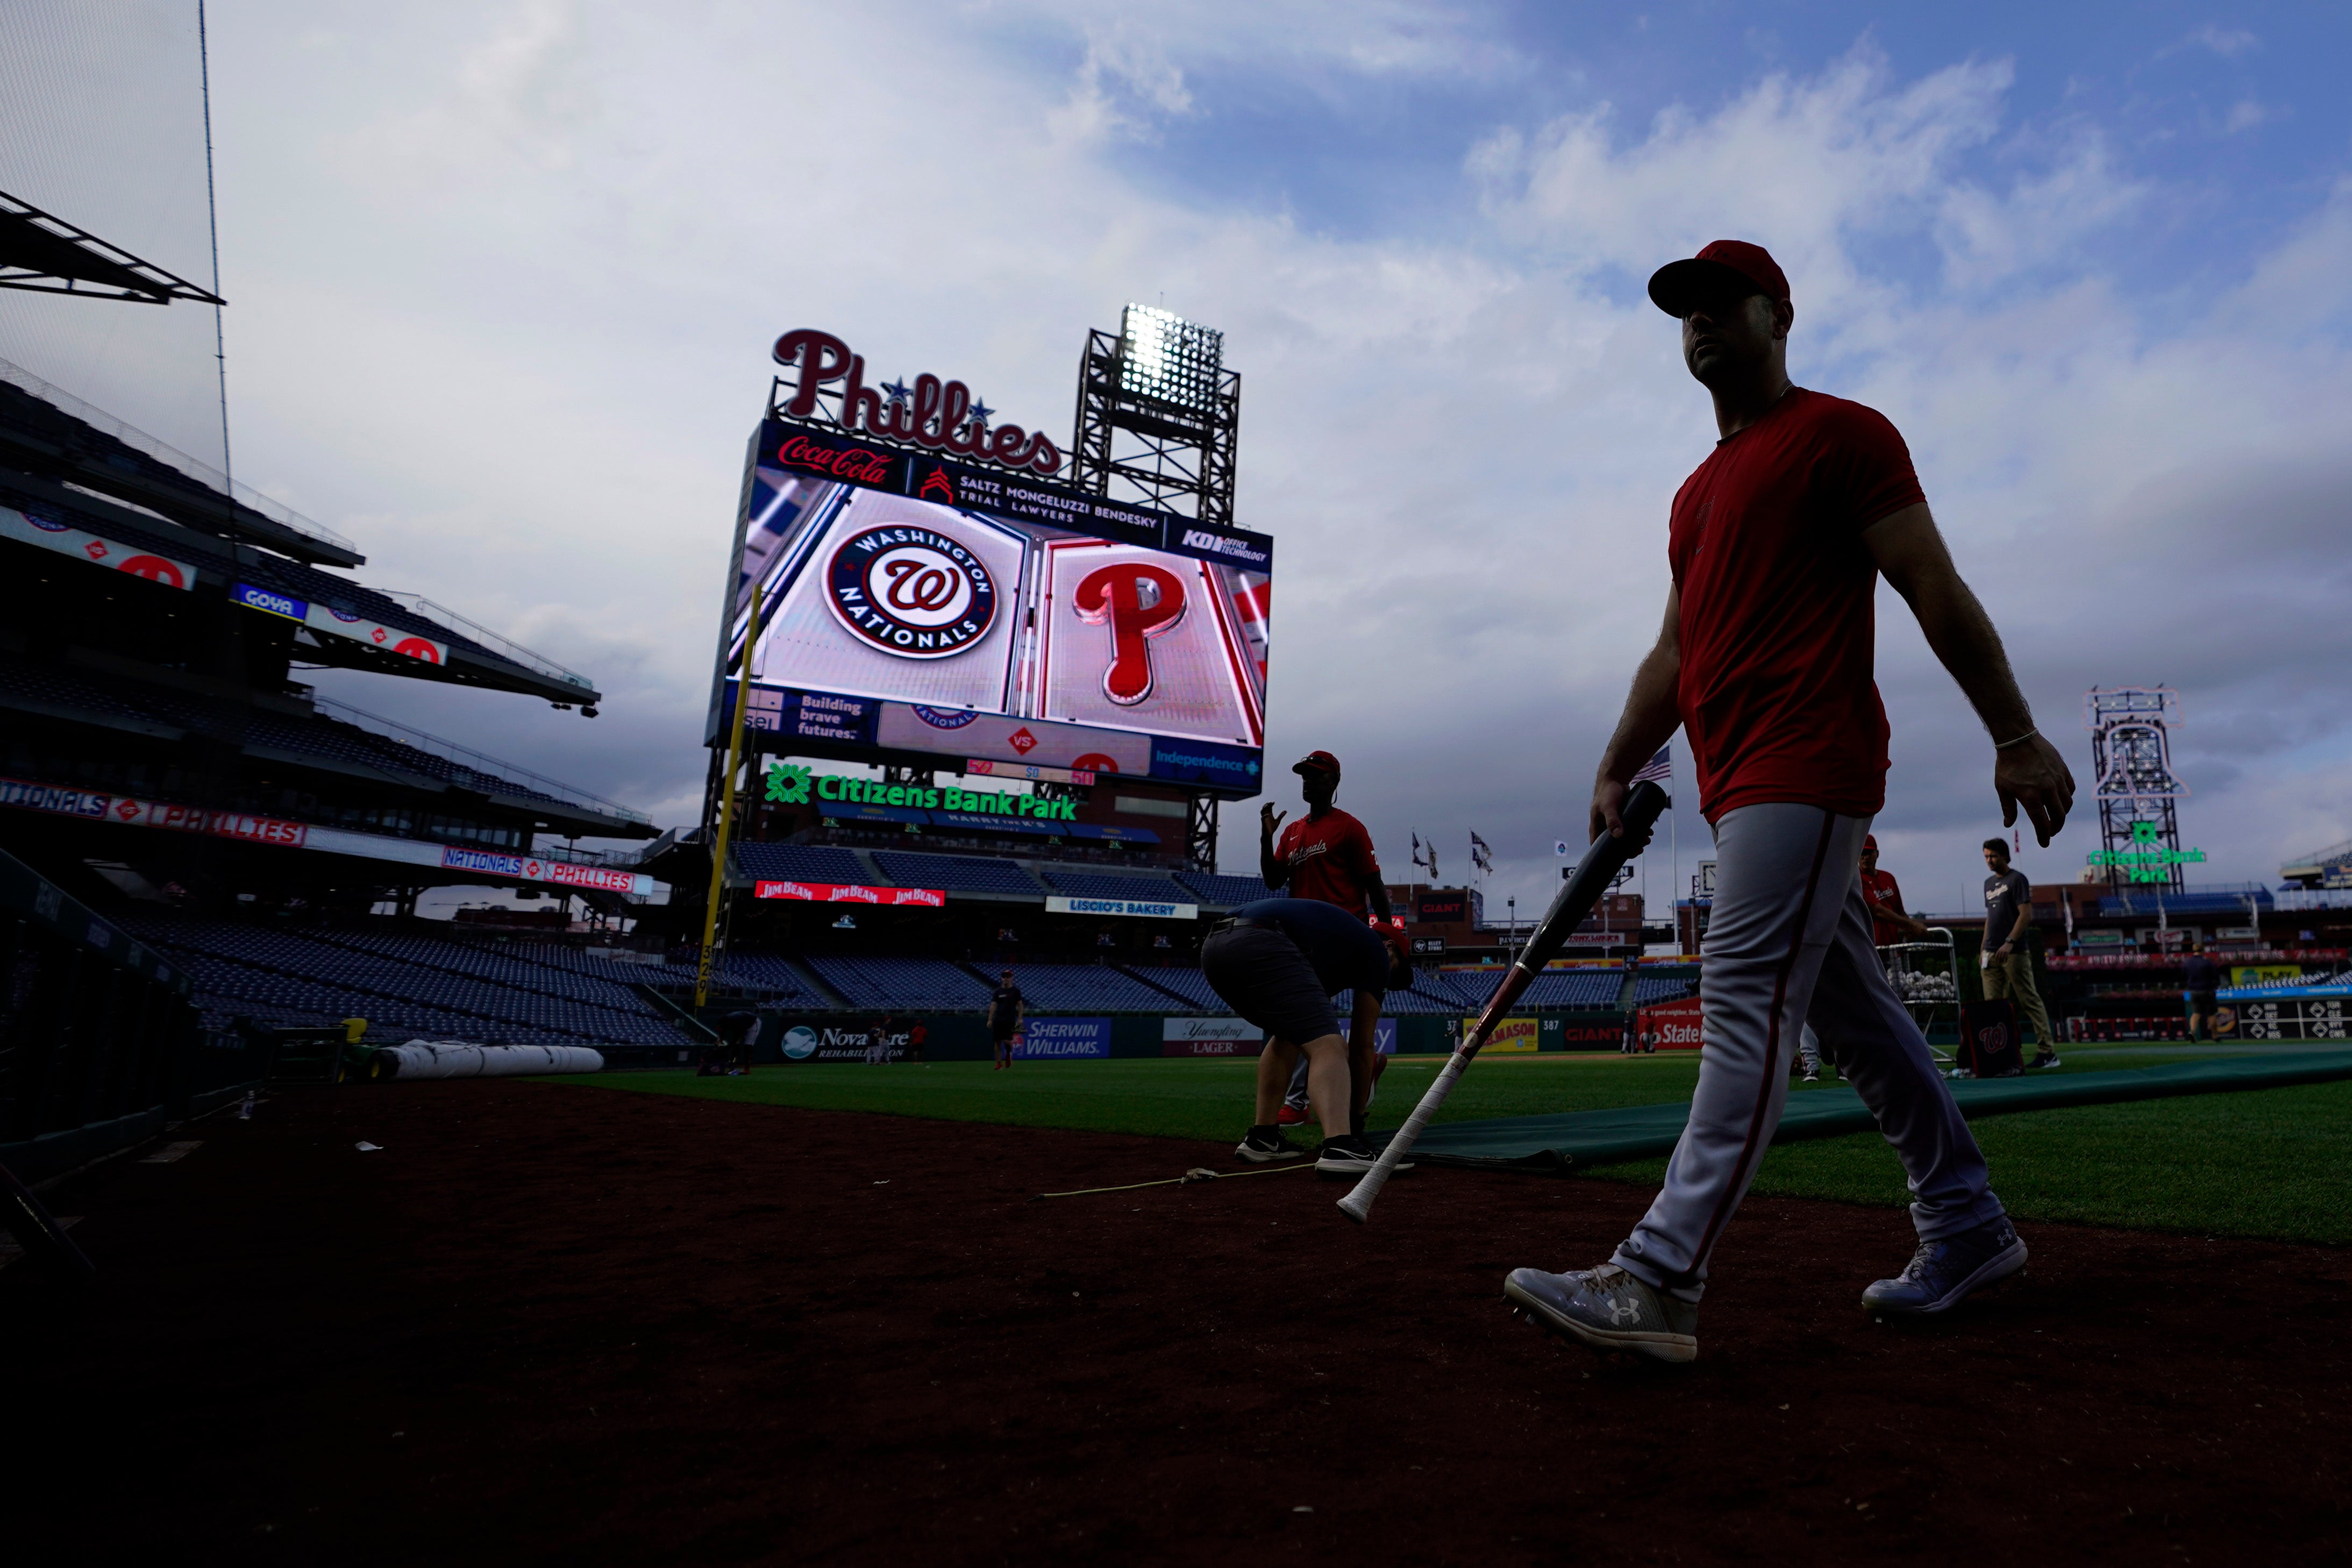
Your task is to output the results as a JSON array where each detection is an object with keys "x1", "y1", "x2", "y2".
[
  {"x1": 1503, "y1": 240, "x2": 2076, "y2": 1363},
  {"x1": 1798, "y1": 833, "x2": 1931, "y2": 1081},
  {"x1": 1259, "y1": 750, "x2": 1398, "y2": 1128},
  {"x1": 1261, "y1": 751, "x2": 1392, "y2": 921},
  {"x1": 1859, "y1": 834, "x2": 1928, "y2": 948}
]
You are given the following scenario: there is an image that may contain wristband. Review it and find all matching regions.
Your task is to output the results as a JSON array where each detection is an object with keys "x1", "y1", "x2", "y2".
[{"x1": 1994, "y1": 729, "x2": 2038, "y2": 750}]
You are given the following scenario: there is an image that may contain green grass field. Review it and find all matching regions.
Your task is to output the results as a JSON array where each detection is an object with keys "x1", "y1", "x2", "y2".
[{"x1": 559, "y1": 1047, "x2": 2352, "y2": 1245}]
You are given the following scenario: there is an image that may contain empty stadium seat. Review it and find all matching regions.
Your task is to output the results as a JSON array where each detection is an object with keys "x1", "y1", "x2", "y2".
[
  {"x1": 735, "y1": 842, "x2": 871, "y2": 885},
  {"x1": 871, "y1": 852, "x2": 1041, "y2": 895},
  {"x1": 1121, "y1": 966, "x2": 1221, "y2": 1009},
  {"x1": 807, "y1": 956, "x2": 995, "y2": 1010},
  {"x1": 120, "y1": 912, "x2": 698, "y2": 1046},
  {"x1": 995, "y1": 963, "x2": 1182, "y2": 1013},
  {"x1": 1174, "y1": 871, "x2": 1274, "y2": 907}
]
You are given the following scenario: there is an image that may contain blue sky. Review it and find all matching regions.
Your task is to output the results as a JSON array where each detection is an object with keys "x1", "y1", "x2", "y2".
[
  {"x1": 1042, "y1": 5, "x2": 2347, "y2": 263},
  {"x1": 5, "y1": 3, "x2": 2350, "y2": 914}
]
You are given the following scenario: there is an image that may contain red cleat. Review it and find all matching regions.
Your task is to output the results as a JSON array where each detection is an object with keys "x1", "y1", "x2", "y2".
[{"x1": 1275, "y1": 1104, "x2": 1307, "y2": 1127}]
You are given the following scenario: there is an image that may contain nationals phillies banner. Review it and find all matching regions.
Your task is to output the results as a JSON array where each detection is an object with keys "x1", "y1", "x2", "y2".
[
  {"x1": 710, "y1": 415, "x2": 1270, "y2": 795},
  {"x1": 0, "y1": 774, "x2": 660, "y2": 896}
]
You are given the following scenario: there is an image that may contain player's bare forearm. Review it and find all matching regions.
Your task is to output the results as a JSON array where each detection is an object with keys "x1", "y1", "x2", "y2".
[
  {"x1": 1866, "y1": 504, "x2": 2076, "y2": 843},
  {"x1": 1363, "y1": 879, "x2": 1393, "y2": 924},
  {"x1": 1866, "y1": 505, "x2": 2030, "y2": 735},
  {"x1": 1258, "y1": 802, "x2": 1288, "y2": 889},
  {"x1": 1591, "y1": 586, "x2": 1682, "y2": 841}
]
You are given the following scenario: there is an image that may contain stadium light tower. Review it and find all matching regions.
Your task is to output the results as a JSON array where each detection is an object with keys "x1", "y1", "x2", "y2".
[
  {"x1": 1068, "y1": 304, "x2": 1241, "y2": 525},
  {"x1": 2086, "y1": 686, "x2": 2190, "y2": 895},
  {"x1": 1070, "y1": 306, "x2": 1247, "y2": 869}
]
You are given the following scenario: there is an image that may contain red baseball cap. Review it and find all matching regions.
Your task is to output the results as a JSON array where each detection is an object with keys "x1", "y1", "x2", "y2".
[
  {"x1": 1648, "y1": 240, "x2": 1791, "y2": 317},
  {"x1": 1293, "y1": 750, "x2": 1341, "y2": 780},
  {"x1": 1863, "y1": 834, "x2": 1879, "y2": 852}
]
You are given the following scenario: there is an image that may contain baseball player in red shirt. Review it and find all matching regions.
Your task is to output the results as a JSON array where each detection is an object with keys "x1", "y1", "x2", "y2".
[
  {"x1": 1505, "y1": 241, "x2": 2075, "y2": 1363},
  {"x1": 1260, "y1": 750, "x2": 1398, "y2": 1128},
  {"x1": 1798, "y1": 833, "x2": 1929, "y2": 1081},
  {"x1": 1859, "y1": 834, "x2": 1928, "y2": 947}
]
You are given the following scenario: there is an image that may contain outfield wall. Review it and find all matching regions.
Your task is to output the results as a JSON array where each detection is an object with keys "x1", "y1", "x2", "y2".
[{"x1": 719, "y1": 1009, "x2": 1630, "y2": 1065}]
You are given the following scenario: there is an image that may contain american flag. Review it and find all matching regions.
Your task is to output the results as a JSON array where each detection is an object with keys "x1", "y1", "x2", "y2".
[{"x1": 1633, "y1": 744, "x2": 1672, "y2": 785}]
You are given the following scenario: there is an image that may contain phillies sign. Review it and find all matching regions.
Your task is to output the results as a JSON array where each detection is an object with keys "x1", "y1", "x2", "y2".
[
  {"x1": 1074, "y1": 562, "x2": 1185, "y2": 705},
  {"x1": 772, "y1": 328, "x2": 1063, "y2": 476}
]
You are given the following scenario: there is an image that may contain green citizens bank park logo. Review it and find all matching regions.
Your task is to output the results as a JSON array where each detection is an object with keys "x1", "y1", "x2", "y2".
[
  {"x1": 2086, "y1": 820, "x2": 2208, "y2": 884},
  {"x1": 764, "y1": 763, "x2": 1078, "y2": 821},
  {"x1": 765, "y1": 764, "x2": 813, "y2": 804}
]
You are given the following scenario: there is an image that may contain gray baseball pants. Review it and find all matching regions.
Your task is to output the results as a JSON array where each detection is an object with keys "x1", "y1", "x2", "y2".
[{"x1": 1613, "y1": 803, "x2": 2006, "y2": 1300}]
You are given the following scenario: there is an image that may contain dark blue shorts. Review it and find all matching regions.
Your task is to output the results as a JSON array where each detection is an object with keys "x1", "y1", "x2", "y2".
[{"x1": 1200, "y1": 925, "x2": 1339, "y2": 1045}]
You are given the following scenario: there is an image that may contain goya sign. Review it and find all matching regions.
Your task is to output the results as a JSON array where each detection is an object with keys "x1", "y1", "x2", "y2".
[{"x1": 233, "y1": 582, "x2": 448, "y2": 665}]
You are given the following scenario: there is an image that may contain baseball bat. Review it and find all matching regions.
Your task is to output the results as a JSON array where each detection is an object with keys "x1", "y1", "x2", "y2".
[{"x1": 1337, "y1": 778, "x2": 1669, "y2": 1224}]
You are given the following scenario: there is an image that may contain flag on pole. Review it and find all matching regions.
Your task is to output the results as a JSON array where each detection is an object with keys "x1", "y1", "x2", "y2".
[
  {"x1": 1470, "y1": 831, "x2": 1493, "y2": 873},
  {"x1": 1633, "y1": 744, "x2": 1672, "y2": 786},
  {"x1": 1410, "y1": 831, "x2": 1428, "y2": 873}
]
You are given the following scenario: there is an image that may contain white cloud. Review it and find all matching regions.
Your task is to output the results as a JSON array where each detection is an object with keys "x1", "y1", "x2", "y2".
[
  {"x1": 2181, "y1": 25, "x2": 2260, "y2": 59},
  {"x1": 150, "y1": 5, "x2": 2352, "y2": 907}
]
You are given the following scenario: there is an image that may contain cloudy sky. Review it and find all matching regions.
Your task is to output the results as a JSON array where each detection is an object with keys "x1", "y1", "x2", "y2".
[{"x1": 8, "y1": 3, "x2": 2352, "y2": 916}]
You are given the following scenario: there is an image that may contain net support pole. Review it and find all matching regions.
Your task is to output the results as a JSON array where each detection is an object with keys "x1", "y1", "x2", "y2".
[{"x1": 696, "y1": 579, "x2": 759, "y2": 1009}]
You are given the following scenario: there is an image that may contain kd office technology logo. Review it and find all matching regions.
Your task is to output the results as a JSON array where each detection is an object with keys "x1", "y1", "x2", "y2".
[{"x1": 825, "y1": 524, "x2": 997, "y2": 659}]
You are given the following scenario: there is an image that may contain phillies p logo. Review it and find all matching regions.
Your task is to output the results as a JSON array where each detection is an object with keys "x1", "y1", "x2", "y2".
[{"x1": 1074, "y1": 563, "x2": 1186, "y2": 706}]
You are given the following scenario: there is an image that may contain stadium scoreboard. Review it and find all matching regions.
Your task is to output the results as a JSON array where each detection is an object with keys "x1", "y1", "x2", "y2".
[{"x1": 710, "y1": 407, "x2": 1272, "y2": 799}]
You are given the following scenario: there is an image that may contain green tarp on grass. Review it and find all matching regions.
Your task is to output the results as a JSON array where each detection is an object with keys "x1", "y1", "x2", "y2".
[{"x1": 1385, "y1": 1049, "x2": 2352, "y2": 1172}]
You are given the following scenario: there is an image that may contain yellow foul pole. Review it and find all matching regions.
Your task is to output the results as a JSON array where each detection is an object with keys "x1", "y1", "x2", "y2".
[{"x1": 695, "y1": 578, "x2": 759, "y2": 1010}]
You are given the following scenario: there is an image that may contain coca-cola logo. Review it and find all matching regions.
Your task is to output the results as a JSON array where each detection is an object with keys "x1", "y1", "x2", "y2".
[
  {"x1": 825, "y1": 525, "x2": 997, "y2": 659},
  {"x1": 773, "y1": 328, "x2": 1061, "y2": 476},
  {"x1": 776, "y1": 433, "x2": 894, "y2": 484}
]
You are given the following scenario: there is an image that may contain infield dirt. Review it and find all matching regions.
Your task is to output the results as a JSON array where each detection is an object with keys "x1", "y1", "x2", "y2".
[{"x1": 10, "y1": 1079, "x2": 2349, "y2": 1565}]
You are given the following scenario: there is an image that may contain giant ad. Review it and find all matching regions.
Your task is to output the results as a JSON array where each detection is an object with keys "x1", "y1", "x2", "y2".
[{"x1": 710, "y1": 419, "x2": 1271, "y2": 797}]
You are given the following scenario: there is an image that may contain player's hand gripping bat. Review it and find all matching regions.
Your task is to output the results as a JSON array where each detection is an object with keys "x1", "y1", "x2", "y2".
[{"x1": 1336, "y1": 779, "x2": 1669, "y2": 1224}]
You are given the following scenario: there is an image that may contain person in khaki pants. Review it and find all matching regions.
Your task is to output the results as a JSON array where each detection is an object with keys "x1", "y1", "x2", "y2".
[{"x1": 1980, "y1": 839, "x2": 2057, "y2": 1068}]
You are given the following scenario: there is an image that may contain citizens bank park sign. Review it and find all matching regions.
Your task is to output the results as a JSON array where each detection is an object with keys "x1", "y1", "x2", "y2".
[{"x1": 0, "y1": 775, "x2": 659, "y2": 897}]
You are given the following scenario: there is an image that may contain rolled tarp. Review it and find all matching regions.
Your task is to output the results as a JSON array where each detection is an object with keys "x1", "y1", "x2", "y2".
[{"x1": 380, "y1": 1040, "x2": 604, "y2": 1080}]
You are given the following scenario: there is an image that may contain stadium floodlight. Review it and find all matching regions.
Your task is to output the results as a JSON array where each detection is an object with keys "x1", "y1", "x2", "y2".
[{"x1": 1118, "y1": 304, "x2": 1223, "y2": 415}]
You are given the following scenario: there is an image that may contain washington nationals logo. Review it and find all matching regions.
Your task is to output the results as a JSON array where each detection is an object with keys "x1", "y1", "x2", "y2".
[
  {"x1": 1074, "y1": 562, "x2": 1187, "y2": 706},
  {"x1": 825, "y1": 525, "x2": 997, "y2": 659}
]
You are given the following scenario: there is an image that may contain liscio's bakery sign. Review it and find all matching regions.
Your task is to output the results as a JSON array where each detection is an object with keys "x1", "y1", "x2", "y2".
[{"x1": 773, "y1": 328, "x2": 1063, "y2": 477}]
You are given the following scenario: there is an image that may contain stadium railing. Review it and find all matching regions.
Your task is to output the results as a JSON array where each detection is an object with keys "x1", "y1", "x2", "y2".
[{"x1": 314, "y1": 696, "x2": 647, "y2": 825}]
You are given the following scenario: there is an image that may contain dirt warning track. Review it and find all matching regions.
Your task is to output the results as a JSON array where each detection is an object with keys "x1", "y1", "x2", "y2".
[{"x1": 10, "y1": 1080, "x2": 2349, "y2": 1565}]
